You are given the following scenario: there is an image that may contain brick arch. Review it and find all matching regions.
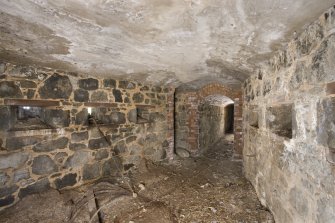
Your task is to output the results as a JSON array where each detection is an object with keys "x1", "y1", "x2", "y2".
[
  {"x1": 197, "y1": 83, "x2": 238, "y2": 101},
  {"x1": 175, "y1": 83, "x2": 243, "y2": 158}
]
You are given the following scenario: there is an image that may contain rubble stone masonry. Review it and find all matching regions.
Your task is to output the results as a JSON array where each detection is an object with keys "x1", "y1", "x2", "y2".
[
  {"x1": 243, "y1": 6, "x2": 335, "y2": 223},
  {"x1": 0, "y1": 62, "x2": 174, "y2": 210}
]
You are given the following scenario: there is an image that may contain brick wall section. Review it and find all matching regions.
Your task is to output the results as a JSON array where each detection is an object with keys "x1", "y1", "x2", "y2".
[
  {"x1": 175, "y1": 83, "x2": 242, "y2": 156},
  {"x1": 166, "y1": 87, "x2": 175, "y2": 160}
]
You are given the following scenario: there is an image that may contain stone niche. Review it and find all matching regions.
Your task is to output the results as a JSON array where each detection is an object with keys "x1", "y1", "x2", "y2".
[
  {"x1": 266, "y1": 103, "x2": 293, "y2": 139},
  {"x1": 248, "y1": 106, "x2": 259, "y2": 129},
  {"x1": 1, "y1": 99, "x2": 69, "y2": 131},
  {"x1": 87, "y1": 104, "x2": 126, "y2": 126},
  {"x1": 317, "y1": 96, "x2": 335, "y2": 164}
]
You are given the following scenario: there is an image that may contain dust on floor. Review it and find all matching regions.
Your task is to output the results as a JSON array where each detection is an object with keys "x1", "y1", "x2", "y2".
[{"x1": 0, "y1": 135, "x2": 273, "y2": 223}]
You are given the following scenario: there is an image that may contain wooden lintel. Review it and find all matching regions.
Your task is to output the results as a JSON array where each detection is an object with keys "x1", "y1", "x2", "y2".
[
  {"x1": 4, "y1": 99, "x2": 60, "y2": 107},
  {"x1": 84, "y1": 102, "x2": 118, "y2": 107}
]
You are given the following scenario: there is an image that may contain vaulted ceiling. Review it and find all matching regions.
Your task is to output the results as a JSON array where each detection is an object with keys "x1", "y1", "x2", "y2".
[{"x1": 0, "y1": 0, "x2": 333, "y2": 87}]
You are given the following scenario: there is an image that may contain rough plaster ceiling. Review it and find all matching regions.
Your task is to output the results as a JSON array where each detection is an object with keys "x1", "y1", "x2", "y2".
[
  {"x1": 201, "y1": 94, "x2": 234, "y2": 106},
  {"x1": 0, "y1": 0, "x2": 333, "y2": 87}
]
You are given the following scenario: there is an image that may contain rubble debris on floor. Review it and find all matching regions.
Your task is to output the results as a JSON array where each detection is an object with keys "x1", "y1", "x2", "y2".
[{"x1": 0, "y1": 135, "x2": 273, "y2": 223}]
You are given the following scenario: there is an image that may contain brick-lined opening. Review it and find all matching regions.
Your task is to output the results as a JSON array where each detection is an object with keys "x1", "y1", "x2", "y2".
[{"x1": 175, "y1": 83, "x2": 243, "y2": 157}]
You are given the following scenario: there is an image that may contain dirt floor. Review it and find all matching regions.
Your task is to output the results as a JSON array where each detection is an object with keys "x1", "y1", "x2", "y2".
[{"x1": 0, "y1": 135, "x2": 274, "y2": 223}]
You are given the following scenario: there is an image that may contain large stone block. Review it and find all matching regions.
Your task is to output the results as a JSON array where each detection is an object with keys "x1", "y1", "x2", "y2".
[
  {"x1": 91, "y1": 91, "x2": 108, "y2": 102},
  {"x1": 113, "y1": 89, "x2": 123, "y2": 102},
  {"x1": 0, "y1": 195, "x2": 15, "y2": 208},
  {"x1": 64, "y1": 151, "x2": 91, "y2": 168},
  {"x1": 0, "y1": 185, "x2": 18, "y2": 199},
  {"x1": 95, "y1": 149, "x2": 109, "y2": 160},
  {"x1": 0, "y1": 81, "x2": 22, "y2": 98},
  {"x1": 20, "y1": 80, "x2": 37, "y2": 88},
  {"x1": 114, "y1": 141, "x2": 126, "y2": 155},
  {"x1": 102, "y1": 157, "x2": 122, "y2": 176},
  {"x1": 18, "y1": 178, "x2": 50, "y2": 199},
  {"x1": 69, "y1": 143, "x2": 87, "y2": 151},
  {"x1": 39, "y1": 74, "x2": 72, "y2": 99},
  {"x1": 32, "y1": 155, "x2": 58, "y2": 175},
  {"x1": 103, "y1": 79, "x2": 116, "y2": 88},
  {"x1": 71, "y1": 131, "x2": 88, "y2": 142},
  {"x1": 0, "y1": 152, "x2": 29, "y2": 170},
  {"x1": 6, "y1": 66, "x2": 41, "y2": 80},
  {"x1": 19, "y1": 80, "x2": 37, "y2": 88},
  {"x1": 6, "y1": 136, "x2": 40, "y2": 151},
  {"x1": 88, "y1": 137, "x2": 109, "y2": 150},
  {"x1": 82, "y1": 163, "x2": 101, "y2": 181},
  {"x1": 13, "y1": 169, "x2": 30, "y2": 183},
  {"x1": 74, "y1": 89, "x2": 89, "y2": 102},
  {"x1": 54, "y1": 173, "x2": 77, "y2": 189},
  {"x1": 78, "y1": 78, "x2": 99, "y2": 90},
  {"x1": 33, "y1": 137, "x2": 69, "y2": 152}
]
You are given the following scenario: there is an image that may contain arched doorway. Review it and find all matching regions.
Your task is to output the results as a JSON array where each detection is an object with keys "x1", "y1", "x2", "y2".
[
  {"x1": 198, "y1": 95, "x2": 234, "y2": 153},
  {"x1": 174, "y1": 82, "x2": 243, "y2": 158}
]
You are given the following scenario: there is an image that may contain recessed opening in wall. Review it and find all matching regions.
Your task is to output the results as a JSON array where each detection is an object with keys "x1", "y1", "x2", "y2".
[
  {"x1": 249, "y1": 106, "x2": 259, "y2": 128},
  {"x1": 199, "y1": 95, "x2": 234, "y2": 152},
  {"x1": 3, "y1": 99, "x2": 70, "y2": 131},
  {"x1": 266, "y1": 103, "x2": 293, "y2": 139},
  {"x1": 9, "y1": 106, "x2": 70, "y2": 131},
  {"x1": 14, "y1": 106, "x2": 50, "y2": 130}
]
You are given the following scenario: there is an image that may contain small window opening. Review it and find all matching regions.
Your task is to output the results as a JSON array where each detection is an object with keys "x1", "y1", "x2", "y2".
[
  {"x1": 13, "y1": 106, "x2": 53, "y2": 130},
  {"x1": 9, "y1": 106, "x2": 70, "y2": 131},
  {"x1": 267, "y1": 104, "x2": 293, "y2": 139}
]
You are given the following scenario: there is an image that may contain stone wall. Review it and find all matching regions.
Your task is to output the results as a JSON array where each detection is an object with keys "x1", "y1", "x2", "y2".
[
  {"x1": 243, "y1": 7, "x2": 335, "y2": 223},
  {"x1": 199, "y1": 103, "x2": 225, "y2": 150},
  {"x1": 175, "y1": 83, "x2": 242, "y2": 156},
  {"x1": 199, "y1": 103, "x2": 233, "y2": 150},
  {"x1": 0, "y1": 62, "x2": 173, "y2": 210}
]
